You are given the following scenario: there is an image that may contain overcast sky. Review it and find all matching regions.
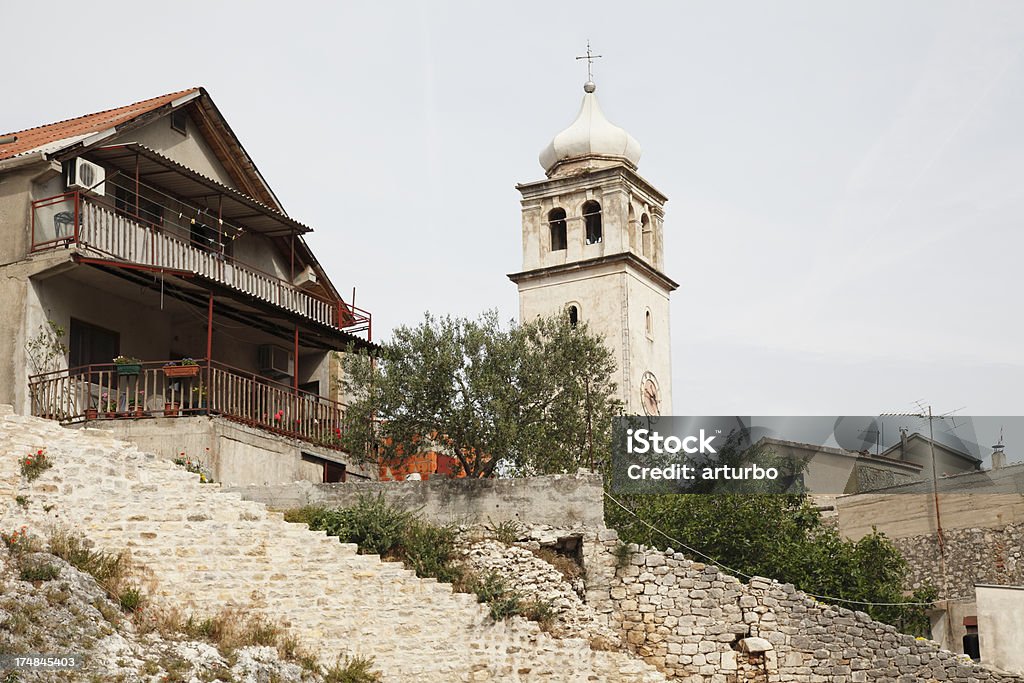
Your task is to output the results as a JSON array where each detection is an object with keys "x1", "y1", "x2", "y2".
[{"x1": 5, "y1": 2, "x2": 1024, "y2": 447}]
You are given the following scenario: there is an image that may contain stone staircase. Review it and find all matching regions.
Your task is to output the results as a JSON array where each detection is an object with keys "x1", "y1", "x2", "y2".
[{"x1": 0, "y1": 407, "x2": 665, "y2": 682}]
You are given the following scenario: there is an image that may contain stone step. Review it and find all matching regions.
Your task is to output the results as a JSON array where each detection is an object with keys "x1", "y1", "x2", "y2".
[{"x1": 0, "y1": 411, "x2": 668, "y2": 683}]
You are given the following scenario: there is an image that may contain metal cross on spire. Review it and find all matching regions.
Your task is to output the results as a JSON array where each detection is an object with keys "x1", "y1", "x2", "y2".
[{"x1": 575, "y1": 40, "x2": 603, "y2": 84}]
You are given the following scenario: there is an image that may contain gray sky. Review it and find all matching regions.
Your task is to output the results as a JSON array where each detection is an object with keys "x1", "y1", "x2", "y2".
[{"x1": 6, "y1": 1, "x2": 1024, "y2": 438}]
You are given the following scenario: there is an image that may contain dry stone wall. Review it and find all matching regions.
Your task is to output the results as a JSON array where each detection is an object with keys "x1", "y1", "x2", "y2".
[
  {"x1": 0, "y1": 407, "x2": 666, "y2": 682},
  {"x1": 459, "y1": 535, "x2": 621, "y2": 645},
  {"x1": 8, "y1": 404, "x2": 1022, "y2": 682},
  {"x1": 588, "y1": 529, "x2": 1024, "y2": 682}
]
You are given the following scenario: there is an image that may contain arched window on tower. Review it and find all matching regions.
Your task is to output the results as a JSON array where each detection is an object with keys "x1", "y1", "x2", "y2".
[
  {"x1": 583, "y1": 200, "x2": 602, "y2": 245},
  {"x1": 567, "y1": 304, "x2": 579, "y2": 328},
  {"x1": 549, "y1": 208, "x2": 567, "y2": 251},
  {"x1": 641, "y1": 213, "x2": 652, "y2": 258},
  {"x1": 645, "y1": 309, "x2": 653, "y2": 339}
]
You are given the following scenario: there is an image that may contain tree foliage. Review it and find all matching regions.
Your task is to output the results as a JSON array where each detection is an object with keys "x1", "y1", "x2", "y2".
[
  {"x1": 606, "y1": 433, "x2": 937, "y2": 634},
  {"x1": 340, "y1": 310, "x2": 621, "y2": 478}
]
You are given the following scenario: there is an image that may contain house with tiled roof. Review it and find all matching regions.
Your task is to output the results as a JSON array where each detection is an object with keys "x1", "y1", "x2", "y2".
[{"x1": 0, "y1": 88, "x2": 375, "y2": 485}]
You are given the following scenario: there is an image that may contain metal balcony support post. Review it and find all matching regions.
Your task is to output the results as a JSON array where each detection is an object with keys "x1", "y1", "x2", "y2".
[
  {"x1": 134, "y1": 153, "x2": 140, "y2": 220},
  {"x1": 73, "y1": 192, "x2": 79, "y2": 244},
  {"x1": 206, "y1": 292, "x2": 214, "y2": 414}
]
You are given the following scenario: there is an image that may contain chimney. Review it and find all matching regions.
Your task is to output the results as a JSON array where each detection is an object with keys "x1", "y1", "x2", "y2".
[
  {"x1": 992, "y1": 443, "x2": 1007, "y2": 470},
  {"x1": 991, "y1": 428, "x2": 1007, "y2": 470},
  {"x1": 899, "y1": 428, "x2": 909, "y2": 460}
]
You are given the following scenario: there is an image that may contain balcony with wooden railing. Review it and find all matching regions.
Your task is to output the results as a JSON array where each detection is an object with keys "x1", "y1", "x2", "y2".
[
  {"x1": 30, "y1": 191, "x2": 371, "y2": 337},
  {"x1": 28, "y1": 360, "x2": 347, "y2": 450}
]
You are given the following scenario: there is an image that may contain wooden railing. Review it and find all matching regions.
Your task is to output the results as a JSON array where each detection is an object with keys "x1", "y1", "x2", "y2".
[
  {"x1": 30, "y1": 192, "x2": 371, "y2": 336},
  {"x1": 28, "y1": 360, "x2": 347, "y2": 450}
]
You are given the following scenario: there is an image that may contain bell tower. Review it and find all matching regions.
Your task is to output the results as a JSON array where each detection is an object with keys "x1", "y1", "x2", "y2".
[{"x1": 508, "y1": 75, "x2": 677, "y2": 416}]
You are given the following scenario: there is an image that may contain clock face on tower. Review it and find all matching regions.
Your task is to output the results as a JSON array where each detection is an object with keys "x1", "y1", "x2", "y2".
[{"x1": 641, "y1": 371, "x2": 661, "y2": 416}]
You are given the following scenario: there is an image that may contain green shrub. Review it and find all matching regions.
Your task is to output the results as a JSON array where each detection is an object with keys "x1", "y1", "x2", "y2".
[
  {"x1": 400, "y1": 520, "x2": 463, "y2": 584},
  {"x1": 183, "y1": 614, "x2": 223, "y2": 641},
  {"x1": 289, "y1": 498, "x2": 556, "y2": 628},
  {"x1": 521, "y1": 598, "x2": 557, "y2": 631},
  {"x1": 322, "y1": 654, "x2": 381, "y2": 683},
  {"x1": 19, "y1": 559, "x2": 60, "y2": 582},
  {"x1": 47, "y1": 530, "x2": 127, "y2": 585},
  {"x1": 301, "y1": 494, "x2": 414, "y2": 557},
  {"x1": 118, "y1": 586, "x2": 143, "y2": 613},
  {"x1": 467, "y1": 571, "x2": 522, "y2": 621},
  {"x1": 486, "y1": 519, "x2": 523, "y2": 544},
  {"x1": 294, "y1": 497, "x2": 464, "y2": 584},
  {"x1": 282, "y1": 506, "x2": 323, "y2": 525}
]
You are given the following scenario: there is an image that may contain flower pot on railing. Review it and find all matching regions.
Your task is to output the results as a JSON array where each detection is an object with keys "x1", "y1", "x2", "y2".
[
  {"x1": 164, "y1": 402, "x2": 180, "y2": 417},
  {"x1": 85, "y1": 408, "x2": 98, "y2": 420},
  {"x1": 114, "y1": 356, "x2": 143, "y2": 377},
  {"x1": 163, "y1": 365, "x2": 200, "y2": 378},
  {"x1": 163, "y1": 360, "x2": 200, "y2": 378}
]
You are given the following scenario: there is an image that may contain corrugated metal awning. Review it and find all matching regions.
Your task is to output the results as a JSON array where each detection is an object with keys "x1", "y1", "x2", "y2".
[{"x1": 87, "y1": 142, "x2": 312, "y2": 236}]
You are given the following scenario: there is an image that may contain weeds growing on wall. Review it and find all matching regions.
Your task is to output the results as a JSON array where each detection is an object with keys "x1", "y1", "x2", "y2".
[
  {"x1": 286, "y1": 495, "x2": 556, "y2": 628},
  {"x1": 464, "y1": 570, "x2": 556, "y2": 627},
  {"x1": 322, "y1": 654, "x2": 382, "y2": 683},
  {"x1": 19, "y1": 448, "x2": 52, "y2": 482},
  {"x1": 173, "y1": 450, "x2": 214, "y2": 483},
  {"x1": 1, "y1": 527, "x2": 36, "y2": 554},
  {"x1": 485, "y1": 519, "x2": 524, "y2": 545}
]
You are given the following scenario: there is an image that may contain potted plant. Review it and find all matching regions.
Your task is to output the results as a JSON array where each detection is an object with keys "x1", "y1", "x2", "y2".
[
  {"x1": 101, "y1": 393, "x2": 117, "y2": 418},
  {"x1": 113, "y1": 355, "x2": 142, "y2": 376},
  {"x1": 190, "y1": 385, "x2": 208, "y2": 410},
  {"x1": 163, "y1": 358, "x2": 200, "y2": 378},
  {"x1": 85, "y1": 402, "x2": 98, "y2": 420},
  {"x1": 127, "y1": 397, "x2": 145, "y2": 418},
  {"x1": 163, "y1": 401, "x2": 180, "y2": 417}
]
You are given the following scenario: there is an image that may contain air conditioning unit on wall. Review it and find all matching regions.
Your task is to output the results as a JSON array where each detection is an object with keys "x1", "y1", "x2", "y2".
[
  {"x1": 259, "y1": 345, "x2": 294, "y2": 378},
  {"x1": 63, "y1": 158, "x2": 106, "y2": 196},
  {"x1": 292, "y1": 265, "x2": 318, "y2": 289}
]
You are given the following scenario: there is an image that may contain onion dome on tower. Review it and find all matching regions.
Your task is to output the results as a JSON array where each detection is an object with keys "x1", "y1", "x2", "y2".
[{"x1": 538, "y1": 80, "x2": 642, "y2": 178}]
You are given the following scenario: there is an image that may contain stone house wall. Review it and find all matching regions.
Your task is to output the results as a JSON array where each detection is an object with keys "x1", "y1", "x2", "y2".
[{"x1": 892, "y1": 522, "x2": 1024, "y2": 595}]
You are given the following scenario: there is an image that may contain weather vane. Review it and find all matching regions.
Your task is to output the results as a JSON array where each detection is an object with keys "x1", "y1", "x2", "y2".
[{"x1": 575, "y1": 40, "x2": 603, "y2": 84}]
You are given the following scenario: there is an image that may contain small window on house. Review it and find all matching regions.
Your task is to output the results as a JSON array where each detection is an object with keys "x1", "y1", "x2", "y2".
[
  {"x1": 324, "y1": 461, "x2": 347, "y2": 483},
  {"x1": 641, "y1": 213, "x2": 652, "y2": 257},
  {"x1": 583, "y1": 200, "x2": 602, "y2": 245},
  {"x1": 170, "y1": 109, "x2": 188, "y2": 135},
  {"x1": 645, "y1": 310, "x2": 653, "y2": 338},
  {"x1": 567, "y1": 305, "x2": 579, "y2": 328},
  {"x1": 549, "y1": 208, "x2": 567, "y2": 251}
]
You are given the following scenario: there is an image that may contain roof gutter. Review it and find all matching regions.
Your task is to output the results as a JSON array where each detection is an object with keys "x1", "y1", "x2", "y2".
[{"x1": 0, "y1": 151, "x2": 49, "y2": 173}]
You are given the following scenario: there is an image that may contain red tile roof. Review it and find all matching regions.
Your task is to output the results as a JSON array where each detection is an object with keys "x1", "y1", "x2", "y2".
[{"x1": 0, "y1": 88, "x2": 199, "y2": 162}]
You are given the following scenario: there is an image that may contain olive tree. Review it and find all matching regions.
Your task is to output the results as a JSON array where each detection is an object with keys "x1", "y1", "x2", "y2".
[{"x1": 340, "y1": 310, "x2": 621, "y2": 478}]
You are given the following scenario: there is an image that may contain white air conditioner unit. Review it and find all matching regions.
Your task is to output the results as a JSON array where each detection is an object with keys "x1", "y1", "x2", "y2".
[
  {"x1": 292, "y1": 265, "x2": 318, "y2": 289},
  {"x1": 64, "y1": 158, "x2": 106, "y2": 196},
  {"x1": 259, "y1": 345, "x2": 294, "y2": 378}
]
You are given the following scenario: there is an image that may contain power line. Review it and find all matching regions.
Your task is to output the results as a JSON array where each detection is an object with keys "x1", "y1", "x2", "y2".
[{"x1": 603, "y1": 490, "x2": 968, "y2": 607}]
